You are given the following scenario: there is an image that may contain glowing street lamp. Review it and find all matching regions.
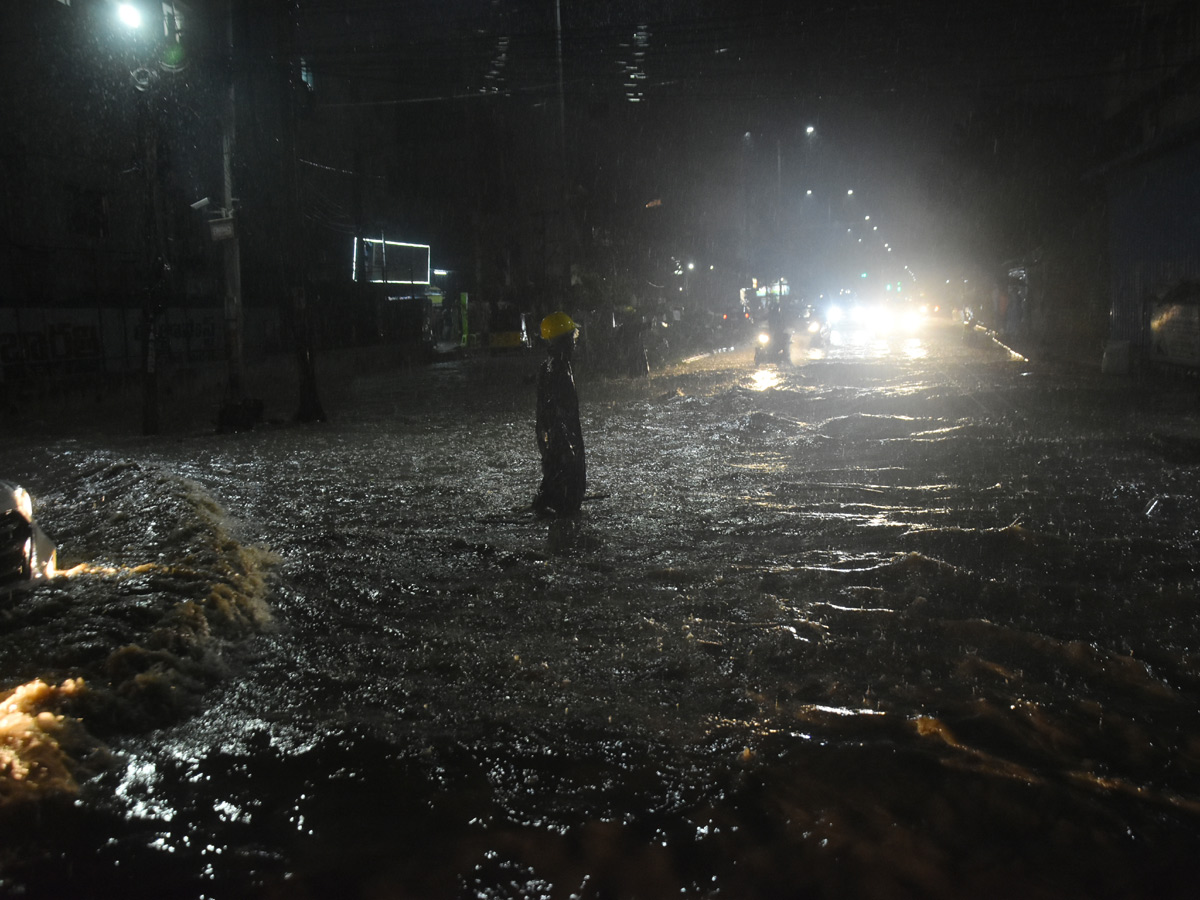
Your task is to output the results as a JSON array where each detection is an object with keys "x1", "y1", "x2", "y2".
[{"x1": 117, "y1": 3, "x2": 143, "y2": 29}]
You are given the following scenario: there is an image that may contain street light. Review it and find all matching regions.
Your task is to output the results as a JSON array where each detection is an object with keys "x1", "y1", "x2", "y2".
[
  {"x1": 117, "y1": 3, "x2": 143, "y2": 29},
  {"x1": 114, "y1": 0, "x2": 169, "y2": 433},
  {"x1": 114, "y1": 0, "x2": 249, "y2": 431}
]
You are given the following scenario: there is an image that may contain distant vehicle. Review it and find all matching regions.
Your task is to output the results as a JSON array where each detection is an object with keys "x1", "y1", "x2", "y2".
[
  {"x1": 488, "y1": 306, "x2": 532, "y2": 352},
  {"x1": 754, "y1": 299, "x2": 794, "y2": 363},
  {"x1": 821, "y1": 298, "x2": 927, "y2": 336},
  {"x1": 1, "y1": 482, "x2": 57, "y2": 590},
  {"x1": 798, "y1": 303, "x2": 831, "y2": 345},
  {"x1": 711, "y1": 307, "x2": 751, "y2": 350},
  {"x1": 754, "y1": 325, "x2": 791, "y2": 364}
]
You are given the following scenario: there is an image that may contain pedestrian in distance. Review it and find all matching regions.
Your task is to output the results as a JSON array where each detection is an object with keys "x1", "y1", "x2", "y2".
[{"x1": 533, "y1": 312, "x2": 586, "y2": 516}]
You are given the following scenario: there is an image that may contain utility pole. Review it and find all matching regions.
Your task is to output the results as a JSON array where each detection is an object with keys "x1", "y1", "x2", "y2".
[
  {"x1": 555, "y1": 0, "x2": 569, "y2": 299},
  {"x1": 776, "y1": 138, "x2": 782, "y2": 225},
  {"x1": 136, "y1": 85, "x2": 163, "y2": 435},
  {"x1": 279, "y1": 0, "x2": 324, "y2": 422},
  {"x1": 217, "y1": 0, "x2": 252, "y2": 432}
]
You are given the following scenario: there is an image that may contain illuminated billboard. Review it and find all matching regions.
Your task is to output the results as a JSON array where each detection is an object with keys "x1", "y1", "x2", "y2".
[{"x1": 352, "y1": 238, "x2": 431, "y2": 285}]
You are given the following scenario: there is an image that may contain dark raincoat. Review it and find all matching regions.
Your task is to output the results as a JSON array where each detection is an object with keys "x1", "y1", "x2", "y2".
[{"x1": 534, "y1": 338, "x2": 586, "y2": 515}]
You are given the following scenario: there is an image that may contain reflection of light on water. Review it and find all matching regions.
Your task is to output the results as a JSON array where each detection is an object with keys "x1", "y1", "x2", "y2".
[
  {"x1": 704, "y1": 715, "x2": 809, "y2": 738},
  {"x1": 825, "y1": 326, "x2": 936, "y2": 361},
  {"x1": 705, "y1": 706, "x2": 887, "y2": 742},
  {"x1": 807, "y1": 705, "x2": 886, "y2": 717},
  {"x1": 58, "y1": 562, "x2": 108, "y2": 578},
  {"x1": 115, "y1": 757, "x2": 178, "y2": 822},
  {"x1": 60, "y1": 561, "x2": 173, "y2": 578},
  {"x1": 750, "y1": 369, "x2": 782, "y2": 391}
]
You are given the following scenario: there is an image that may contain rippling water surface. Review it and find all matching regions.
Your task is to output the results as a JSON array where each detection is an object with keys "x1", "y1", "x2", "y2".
[{"x1": 2, "y1": 320, "x2": 1199, "y2": 898}]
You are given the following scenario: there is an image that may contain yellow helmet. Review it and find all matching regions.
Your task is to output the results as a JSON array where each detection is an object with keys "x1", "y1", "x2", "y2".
[{"x1": 540, "y1": 311, "x2": 579, "y2": 342}]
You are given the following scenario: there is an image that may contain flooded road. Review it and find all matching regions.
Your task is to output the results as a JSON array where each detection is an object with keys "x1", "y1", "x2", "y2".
[{"x1": 3, "y1": 318, "x2": 1200, "y2": 898}]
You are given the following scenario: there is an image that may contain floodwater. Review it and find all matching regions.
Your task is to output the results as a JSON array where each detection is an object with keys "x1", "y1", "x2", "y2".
[{"x1": 2, "y1": 318, "x2": 1200, "y2": 898}]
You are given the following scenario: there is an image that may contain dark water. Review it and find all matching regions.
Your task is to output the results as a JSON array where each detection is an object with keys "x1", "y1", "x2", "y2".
[{"x1": 2, "y1": 319, "x2": 1200, "y2": 898}]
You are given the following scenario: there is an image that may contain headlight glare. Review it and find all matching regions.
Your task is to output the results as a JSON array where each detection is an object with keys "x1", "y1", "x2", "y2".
[{"x1": 14, "y1": 487, "x2": 33, "y2": 521}]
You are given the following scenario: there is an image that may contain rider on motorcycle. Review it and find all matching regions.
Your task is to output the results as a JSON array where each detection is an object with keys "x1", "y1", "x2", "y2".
[{"x1": 754, "y1": 300, "x2": 790, "y2": 364}]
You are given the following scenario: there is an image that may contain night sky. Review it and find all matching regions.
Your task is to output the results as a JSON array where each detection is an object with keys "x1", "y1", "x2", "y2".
[{"x1": 285, "y1": 0, "x2": 1138, "y2": 299}]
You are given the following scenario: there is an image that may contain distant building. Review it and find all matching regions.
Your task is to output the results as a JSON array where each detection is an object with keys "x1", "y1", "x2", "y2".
[{"x1": 1100, "y1": 0, "x2": 1200, "y2": 370}]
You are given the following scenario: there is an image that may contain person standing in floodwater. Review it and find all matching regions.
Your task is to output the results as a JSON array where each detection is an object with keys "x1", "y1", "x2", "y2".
[{"x1": 534, "y1": 312, "x2": 586, "y2": 516}]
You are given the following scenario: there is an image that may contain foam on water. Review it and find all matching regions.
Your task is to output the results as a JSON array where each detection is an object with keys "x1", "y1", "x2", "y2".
[{"x1": 0, "y1": 454, "x2": 277, "y2": 806}]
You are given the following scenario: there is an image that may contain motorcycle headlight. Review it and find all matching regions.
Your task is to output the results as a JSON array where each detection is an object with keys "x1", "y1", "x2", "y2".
[
  {"x1": 807, "y1": 320, "x2": 821, "y2": 333},
  {"x1": 757, "y1": 332, "x2": 771, "y2": 345}
]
